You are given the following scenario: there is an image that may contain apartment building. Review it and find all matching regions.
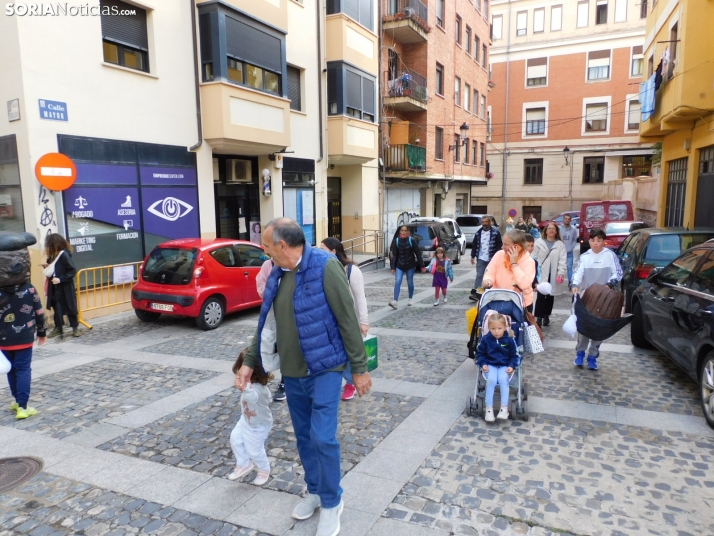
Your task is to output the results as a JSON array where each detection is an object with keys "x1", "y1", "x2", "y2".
[
  {"x1": 0, "y1": 0, "x2": 379, "y2": 292},
  {"x1": 485, "y1": 0, "x2": 654, "y2": 226},
  {"x1": 380, "y1": 0, "x2": 491, "y2": 234},
  {"x1": 639, "y1": 0, "x2": 714, "y2": 228}
]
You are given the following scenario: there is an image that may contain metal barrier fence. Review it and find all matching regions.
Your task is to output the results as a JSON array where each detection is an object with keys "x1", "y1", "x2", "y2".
[{"x1": 75, "y1": 261, "x2": 142, "y2": 329}]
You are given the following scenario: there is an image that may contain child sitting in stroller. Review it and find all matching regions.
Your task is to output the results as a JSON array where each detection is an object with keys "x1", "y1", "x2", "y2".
[{"x1": 477, "y1": 313, "x2": 519, "y2": 421}]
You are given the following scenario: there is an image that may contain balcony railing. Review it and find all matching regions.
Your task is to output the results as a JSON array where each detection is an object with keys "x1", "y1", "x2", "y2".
[
  {"x1": 383, "y1": 0, "x2": 430, "y2": 34},
  {"x1": 385, "y1": 70, "x2": 429, "y2": 103},
  {"x1": 385, "y1": 144, "x2": 426, "y2": 172}
]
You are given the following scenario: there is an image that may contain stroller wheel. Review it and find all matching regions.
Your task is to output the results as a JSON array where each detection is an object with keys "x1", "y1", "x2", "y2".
[
  {"x1": 508, "y1": 399, "x2": 516, "y2": 420},
  {"x1": 466, "y1": 397, "x2": 473, "y2": 416},
  {"x1": 520, "y1": 400, "x2": 530, "y2": 421},
  {"x1": 521, "y1": 381, "x2": 528, "y2": 401}
]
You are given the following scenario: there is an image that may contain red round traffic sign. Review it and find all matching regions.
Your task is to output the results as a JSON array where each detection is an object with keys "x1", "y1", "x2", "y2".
[
  {"x1": 35, "y1": 153, "x2": 77, "y2": 191},
  {"x1": 508, "y1": 209, "x2": 517, "y2": 218}
]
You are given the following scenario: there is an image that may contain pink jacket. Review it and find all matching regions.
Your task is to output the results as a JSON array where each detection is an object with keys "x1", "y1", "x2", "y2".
[
  {"x1": 256, "y1": 259, "x2": 273, "y2": 298},
  {"x1": 482, "y1": 250, "x2": 536, "y2": 306}
]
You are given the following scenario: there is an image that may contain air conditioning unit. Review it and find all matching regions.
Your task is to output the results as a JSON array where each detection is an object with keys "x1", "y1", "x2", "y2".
[{"x1": 228, "y1": 159, "x2": 253, "y2": 183}]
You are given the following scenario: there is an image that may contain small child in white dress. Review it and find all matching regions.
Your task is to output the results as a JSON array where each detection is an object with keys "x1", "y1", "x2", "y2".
[{"x1": 228, "y1": 349, "x2": 274, "y2": 485}]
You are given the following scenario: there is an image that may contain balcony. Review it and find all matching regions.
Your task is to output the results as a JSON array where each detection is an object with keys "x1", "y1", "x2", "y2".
[
  {"x1": 385, "y1": 144, "x2": 426, "y2": 172},
  {"x1": 640, "y1": 61, "x2": 714, "y2": 138},
  {"x1": 327, "y1": 116, "x2": 379, "y2": 165},
  {"x1": 382, "y1": 0, "x2": 430, "y2": 44},
  {"x1": 201, "y1": 82, "x2": 291, "y2": 155},
  {"x1": 326, "y1": 13, "x2": 378, "y2": 77},
  {"x1": 383, "y1": 70, "x2": 429, "y2": 112}
]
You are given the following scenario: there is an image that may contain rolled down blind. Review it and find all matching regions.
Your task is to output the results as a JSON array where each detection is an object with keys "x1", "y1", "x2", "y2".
[
  {"x1": 346, "y1": 71, "x2": 362, "y2": 110},
  {"x1": 362, "y1": 77, "x2": 375, "y2": 116},
  {"x1": 527, "y1": 57, "x2": 547, "y2": 78},
  {"x1": 628, "y1": 101, "x2": 641, "y2": 125},
  {"x1": 588, "y1": 50, "x2": 610, "y2": 68},
  {"x1": 526, "y1": 108, "x2": 546, "y2": 121},
  {"x1": 225, "y1": 16, "x2": 282, "y2": 73},
  {"x1": 100, "y1": 0, "x2": 148, "y2": 50},
  {"x1": 199, "y1": 14, "x2": 212, "y2": 63},
  {"x1": 287, "y1": 67, "x2": 301, "y2": 111},
  {"x1": 587, "y1": 104, "x2": 608, "y2": 120}
]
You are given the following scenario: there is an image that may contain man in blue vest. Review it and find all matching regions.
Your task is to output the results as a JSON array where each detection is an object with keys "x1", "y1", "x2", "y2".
[{"x1": 236, "y1": 218, "x2": 371, "y2": 536}]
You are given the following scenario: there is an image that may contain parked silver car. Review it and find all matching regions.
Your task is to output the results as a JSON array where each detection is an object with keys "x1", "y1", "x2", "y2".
[{"x1": 456, "y1": 214, "x2": 497, "y2": 248}]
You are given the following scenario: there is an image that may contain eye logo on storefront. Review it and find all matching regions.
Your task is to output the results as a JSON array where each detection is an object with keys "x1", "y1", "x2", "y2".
[{"x1": 147, "y1": 197, "x2": 194, "y2": 222}]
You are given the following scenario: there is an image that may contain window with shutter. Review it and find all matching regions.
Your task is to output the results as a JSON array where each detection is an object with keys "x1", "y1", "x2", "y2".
[
  {"x1": 614, "y1": 0, "x2": 627, "y2": 22},
  {"x1": 491, "y1": 16, "x2": 502, "y2": 40},
  {"x1": 288, "y1": 67, "x2": 301, "y2": 111},
  {"x1": 526, "y1": 57, "x2": 547, "y2": 86},
  {"x1": 577, "y1": 1, "x2": 589, "y2": 27},
  {"x1": 328, "y1": 67, "x2": 338, "y2": 115},
  {"x1": 362, "y1": 77, "x2": 375, "y2": 121},
  {"x1": 587, "y1": 50, "x2": 610, "y2": 80},
  {"x1": 585, "y1": 103, "x2": 608, "y2": 131},
  {"x1": 631, "y1": 45, "x2": 644, "y2": 76},
  {"x1": 533, "y1": 9, "x2": 545, "y2": 33},
  {"x1": 525, "y1": 108, "x2": 546, "y2": 135},
  {"x1": 516, "y1": 11, "x2": 527, "y2": 36},
  {"x1": 627, "y1": 100, "x2": 640, "y2": 130},
  {"x1": 199, "y1": 13, "x2": 214, "y2": 81},
  {"x1": 101, "y1": 0, "x2": 149, "y2": 72},
  {"x1": 551, "y1": 5, "x2": 562, "y2": 30},
  {"x1": 326, "y1": 62, "x2": 376, "y2": 121}
]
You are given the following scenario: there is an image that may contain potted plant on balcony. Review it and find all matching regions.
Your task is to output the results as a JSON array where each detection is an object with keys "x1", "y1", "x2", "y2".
[{"x1": 485, "y1": 172, "x2": 493, "y2": 180}]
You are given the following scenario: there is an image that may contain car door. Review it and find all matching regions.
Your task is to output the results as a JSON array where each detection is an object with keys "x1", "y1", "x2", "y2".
[
  {"x1": 646, "y1": 248, "x2": 709, "y2": 367},
  {"x1": 208, "y1": 245, "x2": 242, "y2": 308},
  {"x1": 235, "y1": 243, "x2": 265, "y2": 306}
]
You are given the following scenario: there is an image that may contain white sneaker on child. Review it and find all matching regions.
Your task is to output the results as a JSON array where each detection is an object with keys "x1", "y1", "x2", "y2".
[
  {"x1": 407, "y1": 298, "x2": 413, "y2": 306},
  {"x1": 485, "y1": 407, "x2": 495, "y2": 422},
  {"x1": 443, "y1": 296, "x2": 448, "y2": 303},
  {"x1": 228, "y1": 462, "x2": 254, "y2": 480},
  {"x1": 497, "y1": 407, "x2": 509, "y2": 420},
  {"x1": 433, "y1": 300, "x2": 439, "y2": 306},
  {"x1": 252, "y1": 468, "x2": 270, "y2": 486}
]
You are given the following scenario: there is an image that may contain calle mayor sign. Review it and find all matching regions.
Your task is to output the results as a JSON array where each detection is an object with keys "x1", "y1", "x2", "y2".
[{"x1": 38, "y1": 99, "x2": 68, "y2": 121}]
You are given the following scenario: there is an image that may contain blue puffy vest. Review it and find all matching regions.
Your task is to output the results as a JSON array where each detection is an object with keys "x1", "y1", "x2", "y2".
[{"x1": 256, "y1": 244, "x2": 348, "y2": 375}]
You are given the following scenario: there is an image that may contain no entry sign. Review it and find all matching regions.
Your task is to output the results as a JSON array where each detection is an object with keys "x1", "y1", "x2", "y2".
[
  {"x1": 35, "y1": 153, "x2": 77, "y2": 191},
  {"x1": 508, "y1": 208, "x2": 517, "y2": 218}
]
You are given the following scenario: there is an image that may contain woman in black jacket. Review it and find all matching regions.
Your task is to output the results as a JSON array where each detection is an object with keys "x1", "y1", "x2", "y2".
[
  {"x1": 388, "y1": 225, "x2": 425, "y2": 309},
  {"x1": 43, "y1": 234, "x2": 80, "y2": 339}
]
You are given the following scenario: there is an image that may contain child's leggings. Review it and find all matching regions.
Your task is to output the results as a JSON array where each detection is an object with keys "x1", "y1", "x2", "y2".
[
  {"x1": 230, "y1": 417, "x2": 271, "y2": 471},
  {"x1": 434, "y1": 287, "x2": 448, "y2": 299},
  {"x1": 484, "y1": 366, "x2": 510, "y2": 408}
]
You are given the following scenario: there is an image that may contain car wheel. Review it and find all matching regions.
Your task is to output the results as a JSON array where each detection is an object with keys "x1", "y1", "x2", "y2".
[
  {"x1": 630, "y1": 301, "x2": 653, "y2": 349},
  {"x1": 135, "y1": 309, "x2": 161, "y2": 322},
  {"x1": 454, "y1": 249, "x2": 461, "y2": 264},
  {"x1": 196, "y1": 297, "x2": 224, "y2": 330},
  {"x1": 700, "y1": 352, "x2": 714, "y2": 429}
]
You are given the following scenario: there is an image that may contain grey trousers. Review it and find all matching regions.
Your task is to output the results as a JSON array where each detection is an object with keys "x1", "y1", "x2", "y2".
[
  {"x1": 576, "y1": 333, "x2": 602, "y2": 358},
  {"x1": 474, "y1": 259, "x2": 489, "y2": 289}
]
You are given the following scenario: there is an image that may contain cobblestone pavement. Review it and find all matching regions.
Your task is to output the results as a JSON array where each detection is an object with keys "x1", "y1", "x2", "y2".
[
  {"x1": 99, "y1": 387, "x2": 422, "y2": 496},
  {"x1": 374, "y1": 307, "x2": 470, "y2": 333},
  {"x1": 369, "y1": 336, "x2": 468, "y2": 385},
  {"x1": 0, "y1": 473, "x2": 257, "y2": 535},
  {"x1": 0, "y1": 359, "x2": 218, "y2": 438},
  {"x1": 385, "y1": 413, "x2": 714, "y2": 536},
  {"x1": 72, "y1": 315, "x2": 193, "y2": 345},
  {"x1": 31, "y1": 348, "x2": 66, "y2": 360},
  {"x1": 417, "y1": 290, "x2": 473, "y2": 305}
]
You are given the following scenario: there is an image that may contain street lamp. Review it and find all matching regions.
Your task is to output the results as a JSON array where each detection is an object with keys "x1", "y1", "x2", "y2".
[
  {"x1": 448, "y1": 122, "x2": 470, "y2": 151},
  {"x1": 563, "y1": 146, "x2": 570, "y2": 165}
]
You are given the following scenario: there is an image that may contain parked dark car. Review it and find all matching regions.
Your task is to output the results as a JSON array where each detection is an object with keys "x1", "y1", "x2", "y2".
[
  {"x1": 617, "y1": 228, "x2": 714, "y2": 312},
  {"x1": 406, "y1": 222, "x2": 461, "y2": 265},
  {"x1": 630, "y1": 241, "x2": 714, "y2": 428},
  {"x1": 603, "y1": 221, "x2": 648, "y2": 250}
]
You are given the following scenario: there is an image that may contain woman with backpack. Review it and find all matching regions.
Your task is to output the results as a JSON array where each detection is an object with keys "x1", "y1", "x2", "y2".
[
  {"x1": 389, "y1": 226, "x2": 426, "y2": 309},
  {"x1": 320, "y1": 237, "x2": 368, "y2": 401}
]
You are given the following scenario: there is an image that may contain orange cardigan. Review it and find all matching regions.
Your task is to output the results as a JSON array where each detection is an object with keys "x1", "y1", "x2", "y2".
[{"x1": 482, "y1": 251, "x2": 536, "y2": 306}]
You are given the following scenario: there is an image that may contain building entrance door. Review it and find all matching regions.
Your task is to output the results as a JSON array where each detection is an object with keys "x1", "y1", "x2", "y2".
[
  {"x1": 695, "y1": 146, "x2": 714, "y2": 228},
  {"x1": 327, "y1": 177, "x2": 342, "y2": 239},
  {"x1": 213, "y1": 156, "x2": 259, "y2": 240}
]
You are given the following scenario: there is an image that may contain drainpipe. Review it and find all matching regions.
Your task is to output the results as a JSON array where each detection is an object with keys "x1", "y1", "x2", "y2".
[
  {"x1": 500, "y1": 0, "x2": 512, "y2": 225},
  {"x1": 189, "y1": 0, "x2": 203, "y2": 151},
  {"x1": 316, "y1": 0, "x2": 324, "y2": 163}
]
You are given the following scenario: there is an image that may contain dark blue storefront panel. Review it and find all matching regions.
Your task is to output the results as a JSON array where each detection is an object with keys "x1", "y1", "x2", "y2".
[
  {"x1": 139, "y1": 166, "x2": 197, "y2": 186},
  {"x1": 141, "y1": 187, "x2": 200, "y2": 253},
  {"x1": 74, "y1": 163, "x2": 138, "y2": 185}
]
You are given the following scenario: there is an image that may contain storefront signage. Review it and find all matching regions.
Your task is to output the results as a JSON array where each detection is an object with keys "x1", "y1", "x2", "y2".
[
  {"x1": 74, "y1": 163, "x2": 137, "y2": 185},
  {"x1": 141, "y1": 187, "x2": 199, "y2": 240},
  {"x1": 38, "y1": 99, "x2": 68, "y2": 121},
  {"x1": 140, "y1": 166, "x2": 197, "y2": 186},
  {"x1": 35, "y1": 153, "x2": 77, "y2": 191}
]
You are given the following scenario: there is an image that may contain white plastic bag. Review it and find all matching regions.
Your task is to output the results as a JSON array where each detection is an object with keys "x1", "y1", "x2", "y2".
[
  {"x1": 563, "y1": 314, "x2": 578, "y2": 339},
  {"x1": 0, "y1": 352, "x2": 11, "y2": 374}
]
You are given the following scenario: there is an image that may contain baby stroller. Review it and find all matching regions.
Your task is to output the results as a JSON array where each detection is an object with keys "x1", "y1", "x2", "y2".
[{"x1": 466, "y1": 289, "x2": 529, "y2": 421}]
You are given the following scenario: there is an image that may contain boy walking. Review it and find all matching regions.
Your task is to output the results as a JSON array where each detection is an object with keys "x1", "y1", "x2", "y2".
[{"x1": 570, "y1": 229, "x2": 622, "y2": 371}]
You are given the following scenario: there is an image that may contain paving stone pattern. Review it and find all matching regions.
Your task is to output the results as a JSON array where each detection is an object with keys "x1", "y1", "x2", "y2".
[
  {"x1": 31, "y1": 348, "x2": 66, "y2": 361},
  {"x1": 366, "y1": 275, "x2": 437, "y2": 290},
  {"x1": 0, "y1": 359, "x2": 218, "y2": 438},
  {"x1": 417, "y1": 290, "x2": 473, "y2": 305},
  {"x1": 0, "y1": 472, "x2": 257, "y2": 536},
  {"x1": 386, "y1": 413, "x2": 714, "y2": 536},
  {"x1": 521, "y1": 346, "x2": 700, "y2": 415},
  {"x1": 139, "y1": 322, "x2": 258, "y2": 362},
  {"x1": 370, "y1": 335, "x2": 469, "y2": 385},
  {"x1": 374, "y1": 307, "x2": 470, "y2": 334},
  {"x1": 100, "y1": 387, "x2": 422, "y2": 496},
  {"x1": 544, "y1": 313, "x2": 632, "y2": 347}
]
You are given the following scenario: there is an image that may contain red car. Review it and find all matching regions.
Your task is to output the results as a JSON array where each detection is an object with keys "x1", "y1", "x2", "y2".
[
  {"x1": 131, "y1": 238, "x2": 265, "y2": 330},
  {"x1": 603, "y1": 221, "x2": 648, "y2": 250}
]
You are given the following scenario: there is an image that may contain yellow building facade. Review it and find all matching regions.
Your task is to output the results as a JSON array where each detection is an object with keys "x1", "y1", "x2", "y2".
[{"x1": 640, "y1": 0, "x2": 714, "y2": 228}]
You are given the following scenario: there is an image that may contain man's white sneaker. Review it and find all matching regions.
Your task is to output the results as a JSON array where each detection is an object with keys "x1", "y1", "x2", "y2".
[
  {"x1": 443, "y1": 296, "x2": 448, "y2": 303},
  {"x1": 388, "y1": 300, "x2": 398, "y2": 309},
  {"x1": 316, "y1": 500, "x2": 343, "y2": 536},
  {"x1": 485, "y1": 407, "x2": 495, "y2": 422},
  {"x1": 433, "y1": 300, "x2": 439, "y2": 306},
  {"x1": 497, "y1": 407, "x2": 509, "y2": 420},
  {"x1": 407, "y1": 298, "x2": 413, "y2": 306},
  {"x1": 292, "y1": 492, "x2": 321, "y2": 520}
]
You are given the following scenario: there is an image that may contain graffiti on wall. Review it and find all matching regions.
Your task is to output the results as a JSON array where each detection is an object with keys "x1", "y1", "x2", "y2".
[
  {"x1": 396, "y1": 210, "x2": 420, "y2": 227},
  {"x1": 38, "y1": 185, "x2": 56, "y2": 243}
]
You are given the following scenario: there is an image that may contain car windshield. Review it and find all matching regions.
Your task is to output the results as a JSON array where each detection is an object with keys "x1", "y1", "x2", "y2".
[
  {"x1": 456, "y1": 217, "x2": 480, "y2": 227},
  {"x1": 644, "y1": 234, "x2": 714, "y2": 263},
  {"x1": 143, "y1": 247, "x2": 198, "y2": 285},
  {"x1": 408, "y1": 226, "x2": 436, "y2": 243},
  {"x1": 605, "y1": 222, "x2": 636, "y2": 234}
]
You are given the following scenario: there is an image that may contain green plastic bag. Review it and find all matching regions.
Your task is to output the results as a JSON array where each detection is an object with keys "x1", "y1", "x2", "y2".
[{"x1": 364, "y1": 335, "x2": 378, "y2": 372}]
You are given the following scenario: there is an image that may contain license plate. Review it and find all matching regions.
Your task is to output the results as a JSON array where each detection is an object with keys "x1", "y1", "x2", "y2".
[{"x1": 150, "y1": 303, "x2": 174, "y2": 312}]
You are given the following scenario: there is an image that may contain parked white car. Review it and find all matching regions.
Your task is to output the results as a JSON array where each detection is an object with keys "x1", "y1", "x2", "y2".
[{"x1": 410, "y1": 217, "x2": 467, "y2": 255}]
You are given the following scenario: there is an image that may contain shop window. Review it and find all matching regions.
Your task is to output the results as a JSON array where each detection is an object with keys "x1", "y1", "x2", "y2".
[
  {"x1": 583, "y1": 156, "x2": 605, "y2": 183},
  {"x1": 101, "y1": 0, "x2": 149, "y2": 72},
  {"x1": 524, "y1": 159, "x2": 543, "y2": 184}
]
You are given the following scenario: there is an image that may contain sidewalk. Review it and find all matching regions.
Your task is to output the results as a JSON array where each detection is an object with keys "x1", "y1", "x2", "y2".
[{"x1": 0, "y1": 262, "x2": 711, "y2": 536}]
